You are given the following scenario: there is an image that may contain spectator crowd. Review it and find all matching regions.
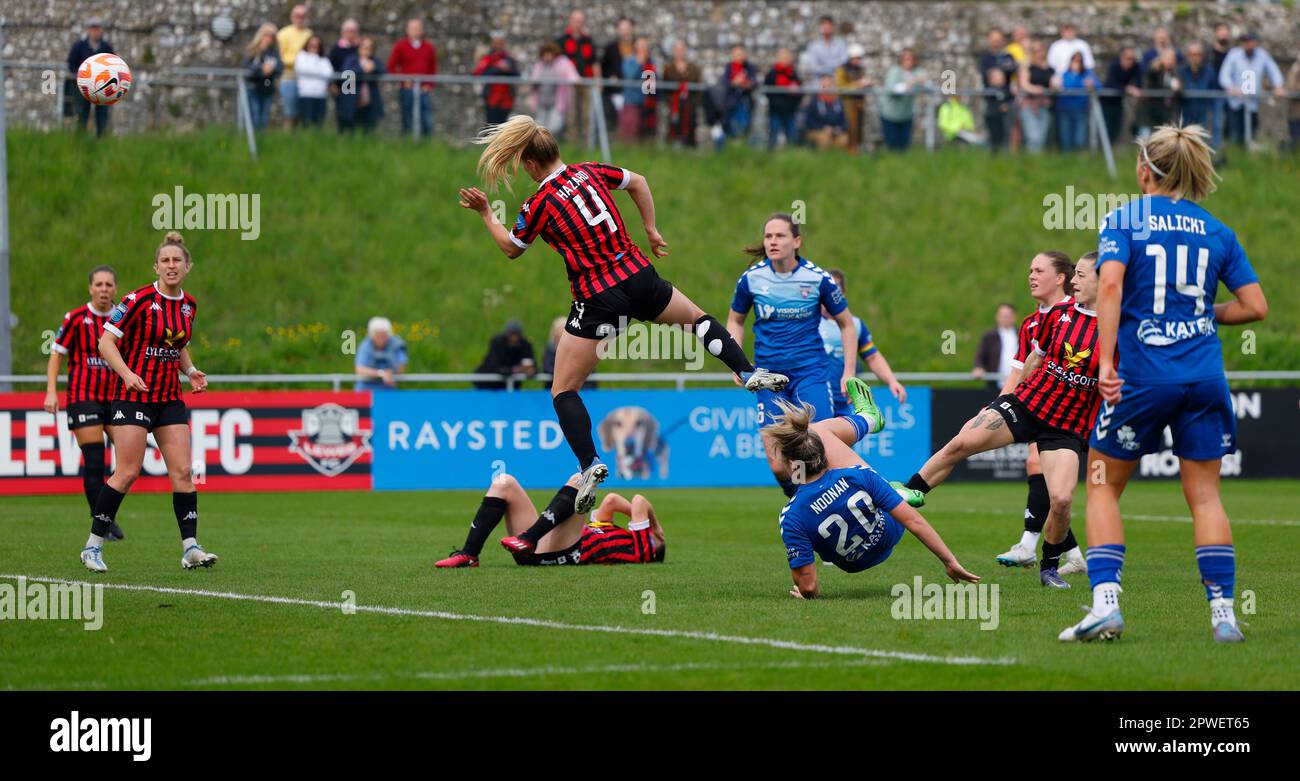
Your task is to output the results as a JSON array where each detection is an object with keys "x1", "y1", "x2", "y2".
[{"x1": 69, "y1": 6, "x2": 1299, "y2": 151}]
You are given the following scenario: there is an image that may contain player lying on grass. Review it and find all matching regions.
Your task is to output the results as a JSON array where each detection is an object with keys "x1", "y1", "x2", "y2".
[
  {"x1": 435, "y1": 473, "x2": 665, "y2": 568},
  {"x1": 900, "y1": 253, "x2": 1102, "y2": 589},
  {"x1": 772, "y1": 380, "x2": 977, "y2": 599}
]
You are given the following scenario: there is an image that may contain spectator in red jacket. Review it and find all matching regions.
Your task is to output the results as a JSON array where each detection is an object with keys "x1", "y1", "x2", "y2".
[
  {"x1": 387, "y1": 18, "x2": 437, "y2": 137},
  {"x1": 556, "y1": 9, "x2": 597, "y2": 146},
  {"x1": 764, "y1": 47, "x2": 803, "y2": 149},
  {"x1": 473, "y1": 32, "x2": 520, "y2": 126}
]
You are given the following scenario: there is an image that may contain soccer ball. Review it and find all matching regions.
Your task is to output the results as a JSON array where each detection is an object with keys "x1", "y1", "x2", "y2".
[{"x1": 76, "y1": 53, "x2": 133, "y2": 106}]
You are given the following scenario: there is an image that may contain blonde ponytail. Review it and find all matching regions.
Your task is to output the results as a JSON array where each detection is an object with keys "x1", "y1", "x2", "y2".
[
  {"x1": 765, "y1": 398, "x2": 828, "y2": 477},
  {"x1": 474, "y1": 115, "x2": 560, "y2": 191},
  {"x1": 1141, "y1": 124, "x2": 1219, "y2": 202}
]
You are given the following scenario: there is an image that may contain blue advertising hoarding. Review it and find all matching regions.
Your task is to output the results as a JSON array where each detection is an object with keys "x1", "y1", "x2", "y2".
[{"x1": 371, "y1": 388, "x2": 931, "y2": 490}]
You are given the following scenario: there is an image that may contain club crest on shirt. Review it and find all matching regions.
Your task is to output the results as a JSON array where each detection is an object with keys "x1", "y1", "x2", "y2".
[
  {"x1": 287, "y1": 403, "x2": 373, "y2": 477},
  {"x1": 181, "y1": 303, "x2": 192, "y2": 319}
]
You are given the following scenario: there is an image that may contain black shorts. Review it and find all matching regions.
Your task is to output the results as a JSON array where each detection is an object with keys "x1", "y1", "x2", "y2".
[
  {"x1": 512, "y1": 540, "x2": 582, "y2": 566},
  {"x1": 564, "y1": 264, "x2": 675, "y2": 340},
  {"x1": 109, "y1": 399, "x2": 189, "y2": 431},
  {"x1": 987, "y1": 394, "x2": 1085, "y2": 455},
  {"x1": 66, "y1": 400, "x2": 113, "y2": 430}
]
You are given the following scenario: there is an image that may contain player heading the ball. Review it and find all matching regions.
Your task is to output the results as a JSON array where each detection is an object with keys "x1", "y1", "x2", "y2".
[{"x1": 458, "y1": 115, "x2": 787, "y2": 516}]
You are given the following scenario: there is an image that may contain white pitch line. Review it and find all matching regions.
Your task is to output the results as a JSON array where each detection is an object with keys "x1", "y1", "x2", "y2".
[
  {"x1": 188, "y1": 658, "x2": 887, "y2": 687},
  {"x1": 0, "y1": 574, "x2": 1014, "y2": 667},
  {"x1": 936, "y1": 506, "x2": 1300, "y2": 527}
]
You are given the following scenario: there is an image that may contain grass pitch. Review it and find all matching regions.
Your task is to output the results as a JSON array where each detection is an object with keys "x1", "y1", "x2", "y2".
[{"x1": 1, "y1": 481, "x2": 1297, "y2": 690}]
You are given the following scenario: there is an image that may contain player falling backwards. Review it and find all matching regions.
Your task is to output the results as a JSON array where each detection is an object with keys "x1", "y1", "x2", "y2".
[
  {"x1": 773, "y1": 379, "x2": 977, "y2": 598},
  {"x1": 435, "y1": 472, "x2": 665, "y2": 568},
  {"x1": 45, "y1": 264, "x2": 125, "y2": 541},
  {"x1": 458, "y1": 115, "x2": 787, "y2": 521},
  {"x1": 991, "y1": 251, "x2": 1078, "y2": 571},
  {"x1": 79, "y1": 231, "x2": 218, "y2": 573},
  {"x1": 1063, "y1": 124, "x2": 1268, "y2": 644},
  {"x1": 901, "y1": 253, "x2": 1103, "y2": 589}
]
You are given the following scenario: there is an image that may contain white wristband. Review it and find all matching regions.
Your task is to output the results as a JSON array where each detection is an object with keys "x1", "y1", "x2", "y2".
[{"x1": 185, "y1": 366, "x2": 200, "y2": 377}]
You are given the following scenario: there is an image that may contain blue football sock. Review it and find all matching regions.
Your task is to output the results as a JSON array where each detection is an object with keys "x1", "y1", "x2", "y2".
[
  {"x1": 843, "y1": 412, "x2": 872, "y2": 444},
  {"x1": 1195, "y1": 545, "x2": 1235, "y2": 601},
  {"x1": 1086, "y1": 544, "x2": 1126, "y2": 591}
]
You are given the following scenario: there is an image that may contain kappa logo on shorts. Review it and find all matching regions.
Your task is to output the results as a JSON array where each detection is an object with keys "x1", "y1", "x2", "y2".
[
  {"x1": 287, "y1": 403, "x2": 372, "y2": 477},
  {"x1": 570, "y1": 302, "x2": 585, "y2": 329},
  {"x1": 113, "y1": 410, "x2": 125, "y2": 420}
]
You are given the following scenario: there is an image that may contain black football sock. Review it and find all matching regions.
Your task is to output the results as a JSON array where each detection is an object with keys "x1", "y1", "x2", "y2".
[
  {"x1": 905, "y1": 473, "x2": 932, "y2": 494},
  {"x1": 174, "y1": 491, "x2": 199, "y2": 539},
  {"x1": 1041, "y1": 538, "x2": 1069, "y2": 570},
  {"x1": 694, "y1": 314, "x2": 754, "y2": 375},
  {"x1": 777, "y1": 477, "x2": 798, "y2": 498},
  {"x1": 552, "y1": 391, "x2": 599, "y2": 470},
  {"x1": 1025, "y1": 474, "x2": 1049, "y2": 534},
  {"x1": 1062, "y1": 528, "x2": 1078, "y2": 551},
  {"x1": 462, "y1": 497, "x2": 508, "y2": 556},
  {"x1": 91, "y1": 484, "x2": 127, "y2": 538},
  {"x1": 518, "y1": 485, "x2": 578, "y2": 545},
  {"x1": 79, "y1": 442, "x2": 106, "y2": 514}
]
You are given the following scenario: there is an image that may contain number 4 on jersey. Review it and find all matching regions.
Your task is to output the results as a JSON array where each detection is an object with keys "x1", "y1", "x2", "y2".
[{"x1": 572, "y1": 184, "x2": 618, "y2": 235}]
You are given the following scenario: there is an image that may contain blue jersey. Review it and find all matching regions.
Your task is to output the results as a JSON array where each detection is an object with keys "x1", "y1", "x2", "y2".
[
  {"x1": 731, "y1": 257, "x2": 848, "y2": 374},
  {"x1": 779, "y1": 465, "x2": 905, "y2": 574},
  {"x1": 820, "y1": 315, "x2": 878, "y2": 402},
  {"x1": 1098, "y1": 195, "x2": 1258, "y2": 385}
]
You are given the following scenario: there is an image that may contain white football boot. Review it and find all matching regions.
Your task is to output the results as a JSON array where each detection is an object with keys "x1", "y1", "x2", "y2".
[
  {"x1": 1058, "y1": 546, "x2": 1088, "y2": 575},
  {"x1": 1059, "y1": 606, "x2": 1125, "y2": 642},
  {"x1": 995, "y1": 542, "x2": 1037, "y2": 568},
  {"x1": 181, "y1": 543, "x2": 219, "y2": 570},
  {"x1": 80, "y1": 545, "x2": 108, "y2": 573}
]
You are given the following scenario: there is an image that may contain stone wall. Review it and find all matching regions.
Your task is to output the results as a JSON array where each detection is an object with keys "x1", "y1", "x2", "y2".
[{"x1": 3, "y1": 0, "x2": 1296, "y2": 143}]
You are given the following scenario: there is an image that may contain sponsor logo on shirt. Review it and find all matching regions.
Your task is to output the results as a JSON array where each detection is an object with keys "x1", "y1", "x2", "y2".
[{"x1": 1136, "y1": 316, "x2": 1217, "y2": 346}]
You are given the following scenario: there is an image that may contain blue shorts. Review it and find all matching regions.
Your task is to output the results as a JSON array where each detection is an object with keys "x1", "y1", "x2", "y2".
[
  {"x1": 280, "y1": 79, "x2": 300, "y2": 118},
  {"x1": 1090, "y1": 377, "x2": 1236, "y2": 461},
  {"x1": 756, "y1": 367, "x2": 835, "y2": 427}
]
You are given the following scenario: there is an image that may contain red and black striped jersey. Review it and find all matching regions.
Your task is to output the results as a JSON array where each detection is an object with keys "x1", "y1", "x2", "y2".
[
  {"x1": 1011, "y1": 295, "x2": 1074, "y2": 370},
  {"x1": 508, "y1": 162, "x2": 652, "y2": 300},
  {"x1": 52, "y1": 302, "x2": 115, "y2": 404},
  {"x1": 580, "y1": 520, "x2": 663, "y2": 565},
  {"x1": 103, "y1": 282, "x2": 197, "y2": 403},
  {"x1": 1013, "y1": 302, "x2": 1102, "y2": 437}
]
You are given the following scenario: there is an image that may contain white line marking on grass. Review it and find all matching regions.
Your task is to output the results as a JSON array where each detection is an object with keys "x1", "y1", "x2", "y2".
[
  {"x1": 0, "y1": 574, "x2": 1014, "y2": 667},
  {"x1": 937, "y1": 507, "x2": 1300, "y2": 527},
  {"x1": 189, "y1": 659, "x2": 887, "y2": 687}
]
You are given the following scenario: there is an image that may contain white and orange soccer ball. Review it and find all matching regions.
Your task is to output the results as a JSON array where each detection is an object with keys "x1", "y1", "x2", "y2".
[{"x1": 76, "y1": 53, "x2": 133, "y2": 106}]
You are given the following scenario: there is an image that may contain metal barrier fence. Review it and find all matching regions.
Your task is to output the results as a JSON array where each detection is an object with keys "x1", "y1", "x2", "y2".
[
  {"x1": 8, "y1": 60, "x2": 1295, "y2": 172},
  {"x1": 5, "y1": 371, "x2": 1298, "y2": 393}
]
